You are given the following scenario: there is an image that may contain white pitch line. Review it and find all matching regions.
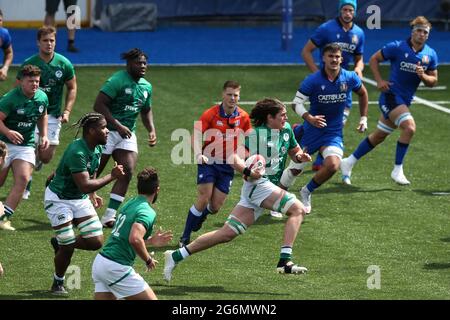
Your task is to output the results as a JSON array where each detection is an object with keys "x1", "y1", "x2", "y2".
[
  {"x1": 233, "y1": 100, "x2": 450, "y2": 106},
  {"x1": 361, "y1": 76, "x2": 450, "y2": 115},
  {"x1": 417, "y1": 85, "x2": 447, "y2": 90}
]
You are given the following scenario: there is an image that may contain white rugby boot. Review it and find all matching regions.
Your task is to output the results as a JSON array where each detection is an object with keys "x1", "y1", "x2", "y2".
[
  {"x1": 163, "y1": 250, "x2": 177, "y2": 282},
  {"x1": 277, "y1": 261, "x2": 308, "y2": 274},
  {"x1": 391, "y1": 166, "x2": 410, "y2": 185},
  {"x1": 340, "y1": 157, "x2": 354, "y2": 185},
  {"x1": 299, "y1": 186, "x2": 312, "y2": 214}
]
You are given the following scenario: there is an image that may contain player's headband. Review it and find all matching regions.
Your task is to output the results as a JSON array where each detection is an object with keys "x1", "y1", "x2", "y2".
[{"x1": 412, "y1": 25, "x2": 430, "y2": 33}]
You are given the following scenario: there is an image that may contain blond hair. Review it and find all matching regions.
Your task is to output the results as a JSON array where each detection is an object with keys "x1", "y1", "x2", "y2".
[{"x1": 410, "y1": 16, "x2": 432, "y2": 30}]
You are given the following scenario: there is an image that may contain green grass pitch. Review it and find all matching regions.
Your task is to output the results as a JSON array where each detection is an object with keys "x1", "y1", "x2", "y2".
[{"x1": 0, "y1": 65, "x2": 450, "y2": 300}]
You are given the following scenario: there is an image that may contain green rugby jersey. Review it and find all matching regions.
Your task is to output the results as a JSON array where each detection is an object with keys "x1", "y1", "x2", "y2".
[
  {"x1": 19, "y1": 53, "x2": 75, "y2": 118},
  {"x1": 100, "y1": 70, "x2": 152, "y2": 132},
  {"x1": 101, "y1": 195, "x2": 156, "y2": 266},
  {"x1": 0, "y1": 87, "x2": 48, "y2": 147},
  {"x1": 48, "y1": 138, "x2": 102, "y2": 200},
  {"x1": 245, "y1": 122, "x2": 298, "y2": 185}
]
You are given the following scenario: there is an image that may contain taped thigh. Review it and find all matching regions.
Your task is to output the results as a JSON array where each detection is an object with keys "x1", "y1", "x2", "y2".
[
  {"x1": 78, "y1": 216, "x2": 103, "y2": 239},
  {"x1": 377, "y1": 121, "x2": 395, "y2": 134},
  {"x1": 394, "y1": 112, "x2": 413, "y2": 127},
  {"x1": 322, "y1": 146, "x2": 343, "y2": 160},
  {"x1": 225, "y1": 214, "x2": 248, "y2": 235},
  {"x1": 55, "y1": 225, "x2": 76, "y2": 246},
  {"x1": 272, "y1": 191, "x2": 296, "y2": 214}
]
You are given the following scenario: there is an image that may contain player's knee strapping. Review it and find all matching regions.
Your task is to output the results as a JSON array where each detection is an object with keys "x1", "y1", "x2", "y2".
[
  {"x1": 394, "y1": 112, "x2": 413, "y2": 127},
  {"x1": 78, "y1": 216, "x2": 103, "y2": 238},
  {"x1": 280, "y1": 160, "x2": 308, "y2": 188},
  {"x1": 55, "y1": 225, "x2": 76, "y2": 246},
  {"x1": 377, "y1": 121, "x2": 395, "y2": 134},
  {"x1": 225, "y1": 214, "x2": 247, "y2": 235},
  {"x1": 322, "y1": 146, "x2": 343, "y2": 159},
  {"x1": 272, "y1": 192, "x2": 296, "y2": 214}
]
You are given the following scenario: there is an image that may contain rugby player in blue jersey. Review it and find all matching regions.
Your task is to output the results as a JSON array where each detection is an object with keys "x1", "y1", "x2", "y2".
[
  {"x1": 340, "y1": 16, "x2": 438, "y2": 186},
  {"x1": 300, "y1": 0, "x2": 365, "y2": 172},
  {"x1": 0, "y1": 9, "x2": 13, "y2": 81},
  {"x1": 280, "y1": 43, "x2": 368, "y2": 213}
]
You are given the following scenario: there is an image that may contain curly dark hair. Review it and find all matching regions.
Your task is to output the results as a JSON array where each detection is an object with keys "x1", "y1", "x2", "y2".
[
  {"x1": 249, "y1": 98, "x2": 286, "y2": 127},
  {"x1": 120, "y1": 48, "x2": 148, "y2": 61},
  {"x1": 70, "y1": 112, "x2": 105, "y2": 138}
]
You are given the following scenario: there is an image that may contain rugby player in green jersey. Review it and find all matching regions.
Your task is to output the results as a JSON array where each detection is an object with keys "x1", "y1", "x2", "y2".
[
  {"x1": 163, "y1": 98, "x2": 312, "y2": 282},
  {"x1": 92, "y1": 167, "x2": 172, "y2": 300},
  {"x1": 44, "y1": 112, "x2": 125, "y2": 295},
  {"x1": 0, "y1": 65, "x2": 49, "y2": 231},
  {"x1": 19, "y1": 26, "x2": 77, "y2": 199},
  {"x1": 94, "y1": 48, "x2": 156, "y2": 228}
]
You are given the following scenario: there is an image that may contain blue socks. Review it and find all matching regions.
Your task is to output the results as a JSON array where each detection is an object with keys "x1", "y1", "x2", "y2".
[
  {"x1": 306, "y1": 179, "x2": 321, "y2": 193},
  {"x1": 181, "y1": 205, "x2": 203, "y2": 240},
  {"x1": 395, "y1": 141, "x2": 409, "y2": 165},
  {"x1": 353, "y1": 137, "x2": 375, "y2": 160}
]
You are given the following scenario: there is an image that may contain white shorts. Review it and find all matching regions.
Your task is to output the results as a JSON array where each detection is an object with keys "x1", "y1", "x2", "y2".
[
  {"x1": 3, "y1": 143, "x2": 35, "y2": 167},
  {"x1": 44, "y1": 187, "x2": 97, "y2": 227},
  {"x1": 103, "y1": 131, "x2": 138, "y2": 155},
  {"x1": 35, "y1": 115, "x2": 62, "y2": 145},
  {"x1": 92, "y1": 254, "x2": 150, "y2": 299},
  {"x1": 237, "y1": 179, "x2": 280, "y2": 221}
]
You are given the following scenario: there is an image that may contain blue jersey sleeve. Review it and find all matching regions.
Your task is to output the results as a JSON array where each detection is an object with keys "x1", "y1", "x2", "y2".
[
  {"x1": 428, "y1": 49, "x2": 438, "y2": 71},
  {"x1": 380, "y1": 41, "x2": 399, "y2": 61},
  {"x1": 299, "y1": 74, "x2": 314, "y2": 96},
  {"x1": 351, "y1": 72, "x2": 362, "y2": 92},
  {"x1": 0, "y1": 28, "x2": 11, "y2": 49},
  {"x1": 310, "y1": 24, "x2": 327, "y2": 48}
]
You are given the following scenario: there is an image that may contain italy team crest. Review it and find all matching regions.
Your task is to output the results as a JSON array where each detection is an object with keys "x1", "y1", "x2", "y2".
[
  {"x1": 352, "y1": 34, "x2": 358, "y2": 44},
  {"x1": 422, "y1": 55, "x2": 430, "y2": 64},
  {"x1": 340, "y1": 82, "x2": 348, "y2": 92}
]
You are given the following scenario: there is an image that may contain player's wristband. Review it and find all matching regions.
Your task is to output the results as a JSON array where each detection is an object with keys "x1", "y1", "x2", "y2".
[{"x1": 243, "y1": 167, "x2": 251, "y2": 177}]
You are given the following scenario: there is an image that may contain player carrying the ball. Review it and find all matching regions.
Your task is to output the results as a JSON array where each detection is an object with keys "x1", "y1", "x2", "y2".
[{"x1": 163, "y1": 98, "x2": 311, "y2": 281}]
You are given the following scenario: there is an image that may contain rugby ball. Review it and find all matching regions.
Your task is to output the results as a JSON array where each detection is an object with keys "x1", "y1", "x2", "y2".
[{"x1": 244, "y1": 154, "x2": 266, "y2": 181}]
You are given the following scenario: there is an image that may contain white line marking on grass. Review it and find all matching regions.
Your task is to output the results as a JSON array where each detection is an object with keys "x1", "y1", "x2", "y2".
[
  {"x1": 362, "y1": 77, "x2": 450, "y2": 115},
  {"x1": 233, "y1": 100, "x2": 450, "y2": 106},
  {"x1": 417, "y1": 85, "x2": 447, "y2": 91},
  {"x1": 432, "y1": 192, "x2": 450, "y2": 195}
]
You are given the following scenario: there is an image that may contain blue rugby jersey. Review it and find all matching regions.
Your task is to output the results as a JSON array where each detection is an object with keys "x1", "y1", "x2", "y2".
[
  {"x1": 0, "y1": 27, "x2": 12, "y2": 50},
  {"x1": 298, "y1": 68, "x2": 362, "y2": 133},
  {"x1": 380, "y1": 38, "x2": 438, "y2": 105},
  {"x1": 310, "y1": 18, "x2": 365, "y2": 69}
]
